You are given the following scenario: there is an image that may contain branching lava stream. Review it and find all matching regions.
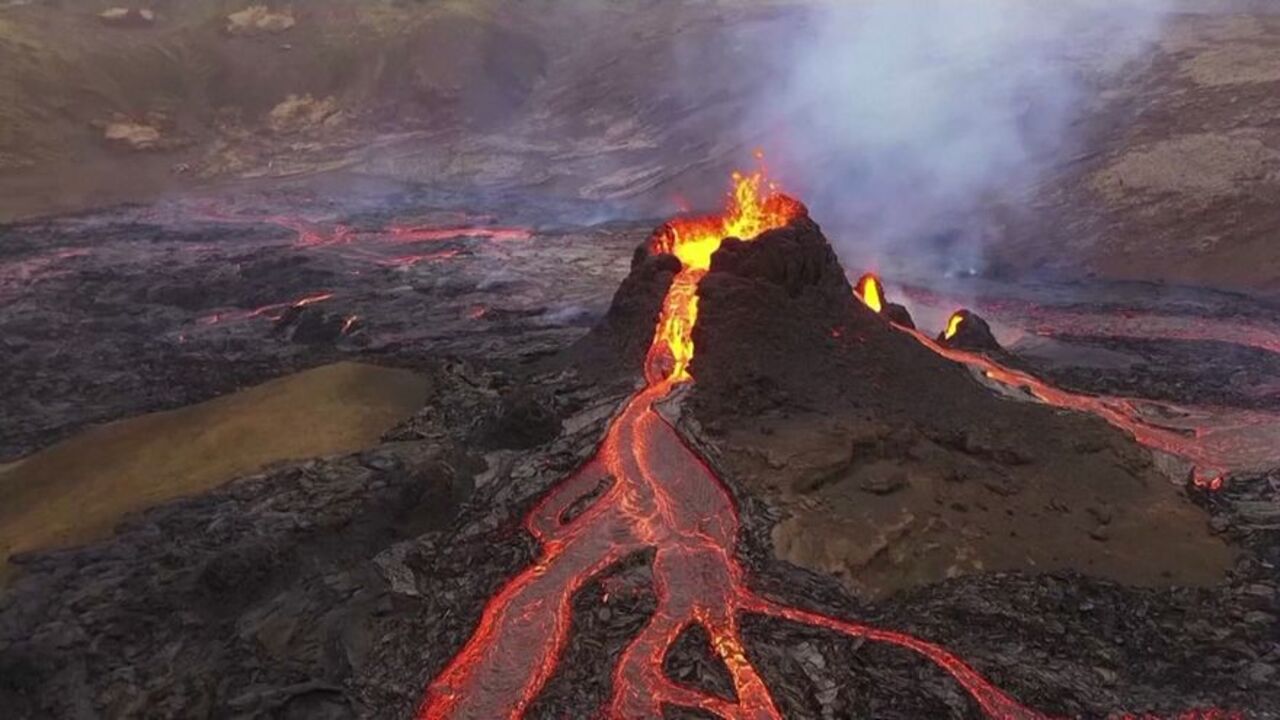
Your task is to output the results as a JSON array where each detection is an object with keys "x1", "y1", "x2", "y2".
[{"x1": 418, "y1": 174, "x2": 1044, "y2": 720}]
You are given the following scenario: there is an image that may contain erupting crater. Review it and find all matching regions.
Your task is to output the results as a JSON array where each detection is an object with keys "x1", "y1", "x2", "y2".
[{"x1": 419, "y1": 171, "x2": 1044, "y2": 720}]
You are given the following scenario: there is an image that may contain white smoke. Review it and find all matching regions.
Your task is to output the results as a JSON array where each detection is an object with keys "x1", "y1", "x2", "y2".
[{"x1": 760, "y1": 0, "x2": 1176, "y2": 278}]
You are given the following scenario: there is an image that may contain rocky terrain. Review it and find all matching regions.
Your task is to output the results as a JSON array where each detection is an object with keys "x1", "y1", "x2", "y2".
[
  {"x1": 2, "y1": 2, "x2": 1280, "y2": 293},
  {"x1": 3, "y1": 2, "x2": 1280, "y2": 718},
  {"x1": 1, "y1": 190, "x2": 1277, "y2": 718}
]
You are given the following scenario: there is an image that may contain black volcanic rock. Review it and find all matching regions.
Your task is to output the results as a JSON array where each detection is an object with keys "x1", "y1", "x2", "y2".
[
  {"x1": 562, "y1": 249, "x2": 679, "y2": 383},
  {"x1": 679, "y1": 211, "x2": 1232, "y2": 605},
  {"x1": 682, "y1": 214, "x2": 1038, "y2": 436},
  {"x1": 938, "y1": 309, "x2": 1001, "y2": 352},
  {"x1": 473, "y1": 390, "x2": 562, "y2": 450},
  {"x1": 708, "y1": 216, "x2": 850, "y2": 300},
  {"x1": 883, "y1": 302, "x2": 915, "y2": 329}
]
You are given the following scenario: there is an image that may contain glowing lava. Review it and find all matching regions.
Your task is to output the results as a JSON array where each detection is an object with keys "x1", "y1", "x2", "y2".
[
  {"x1": 419, "y1": 174, "x2": 1046, "y2": 720},
  {"x1": 188, "y1": 202, "x2": 531, "y2": 267},
  {"x1": 898, "y1": 285, "x2": 1280, "y2": 358},
  {"x1": 871, "y1": 297, "x2": 1235, "y2": 490},
  {"x1": 197, "y1": 291, "x2": 335, "y2": 325},
  {"x1": 855, "y1": 273, "x2": 884, "y2": 313},
  {"x1": 945, "y1": 311, "x2": 965, "y2": 341},
  {"x1": 926, "y1": 326, "x2": 1230, "y2": 489}
]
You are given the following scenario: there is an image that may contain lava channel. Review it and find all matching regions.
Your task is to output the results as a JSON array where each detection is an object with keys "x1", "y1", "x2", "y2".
[
  {"x1": 419, "y1": 172, "x2": 1043, "y2": 720},
  {"x1": 861, "y1": 288, "x2": 1241, "y2": 490}
]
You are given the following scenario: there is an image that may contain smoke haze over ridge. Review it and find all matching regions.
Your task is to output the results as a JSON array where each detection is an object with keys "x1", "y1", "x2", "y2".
[{"x1": 753, "y1": 0, "x2": 1177, "y2": 278}]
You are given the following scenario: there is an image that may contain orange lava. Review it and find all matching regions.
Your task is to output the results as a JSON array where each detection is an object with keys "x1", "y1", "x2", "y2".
[
  {"x1": 190, "y1": 203, "x2": 530, "y2": 265},
  {"x1": 645, "y1": 171, "x2": 803, "y2": 382},
  {"x1": 418, "y1": 173, "x2": 1047, "y2": 720},
  {"x1": 855, "y1": 273, "x2": 884, "y2": 313},
  {"x1": 857, "y1": 281, "x2": 1242, "y2": 490},
  {"x1": 889, "y1": 306, "x2": 1232, "y2": 490}
]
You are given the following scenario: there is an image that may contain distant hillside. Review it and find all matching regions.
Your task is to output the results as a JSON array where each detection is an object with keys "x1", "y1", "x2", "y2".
[
  {"x1": 0, "y1": 0, "x2": 546, "y2": 217},
  {"x1": 2, "y1": 1, "x2": 1279, "y2": 294}
]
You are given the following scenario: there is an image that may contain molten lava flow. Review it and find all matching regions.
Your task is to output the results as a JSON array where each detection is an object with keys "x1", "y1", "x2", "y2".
[
  {"x1": 855, "y1": 273, "x2": 884, "y2": 313},
  {"x1": 883, "y1": 303, "x2": 1233, "y2": 490},
  {"x1": 190, "y1": 204, "x2": 531, "y2": 266},
  {"x1": 945, "y1": 311, "x2": 965, "y2": 340},
  {"x1": 644, "y1": 171, "x2": 802, "y2": 383},
  {"x1": 420, "y1": 173, "x2": 1048, "y2": 720},
  {"x1": 898, "y1": 285, "x2": 1280, "y2": 357}
]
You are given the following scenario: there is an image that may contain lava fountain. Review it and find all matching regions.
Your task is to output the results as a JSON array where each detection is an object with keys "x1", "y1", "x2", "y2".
[{"x1": 418, "y1": 174, "x2": 1045, "y2": 719}]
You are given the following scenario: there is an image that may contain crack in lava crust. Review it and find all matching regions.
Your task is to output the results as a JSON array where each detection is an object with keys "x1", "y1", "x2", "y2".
[{"x1": 419, "y1": 173, "x2": 1044, "y2": 720}]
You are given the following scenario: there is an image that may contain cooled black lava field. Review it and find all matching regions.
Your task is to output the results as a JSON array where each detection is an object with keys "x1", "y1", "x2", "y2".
[{"x1": 0, "y1": 177, "x2": 1277, "y2": 720}]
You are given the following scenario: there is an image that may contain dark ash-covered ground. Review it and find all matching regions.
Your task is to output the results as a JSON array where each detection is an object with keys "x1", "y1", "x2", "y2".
[
  {"x1": 1, "y1": 188, "x2": 1278, "y2": 719},
  {"x1": 0, "y1": 179, "x2": 641, "y2": 462}
]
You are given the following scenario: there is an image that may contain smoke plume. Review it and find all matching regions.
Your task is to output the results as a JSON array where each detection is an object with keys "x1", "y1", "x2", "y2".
[{"x1": 760, "y1": 0, "x2": 1175, "y2": 278}]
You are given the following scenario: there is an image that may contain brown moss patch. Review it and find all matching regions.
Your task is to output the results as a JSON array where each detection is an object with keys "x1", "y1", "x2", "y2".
[{"x1": 0, "y1": 361, "x2": 430, "y2": 581}]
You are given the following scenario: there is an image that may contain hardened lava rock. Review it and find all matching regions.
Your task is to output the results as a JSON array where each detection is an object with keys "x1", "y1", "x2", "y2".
[{"x1": 938, "y1": 309, "x2": 1002, "y2": 353}]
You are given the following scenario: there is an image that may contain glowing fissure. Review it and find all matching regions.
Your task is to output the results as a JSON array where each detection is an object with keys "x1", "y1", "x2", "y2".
[{"x1": 419, "y1": 176, "x2": 1045, "y2": 720}]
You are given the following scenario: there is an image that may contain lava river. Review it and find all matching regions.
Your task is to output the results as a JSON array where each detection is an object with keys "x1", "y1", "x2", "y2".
[
  {"x1": 859, "y1": 275, "x2": 1259, "y2": 491},
  {"x1": 418, "y1": 174, "x2": 1045, "y2": 720}
]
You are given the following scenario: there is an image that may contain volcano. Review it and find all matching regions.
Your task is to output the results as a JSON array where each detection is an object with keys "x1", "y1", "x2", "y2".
[
  {"x1": 4, "y1": 3, "x2": 1280, "y2": 717},
  {"x1": 423, "y1": 175, "x2": 1043, "y2": 719},
  {"x1": 0, "y1": 171, "x2": 1271, "y2": 720},
  {"x1": 419, "y1": 173, "x2": 1236, "y2": 719}
]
